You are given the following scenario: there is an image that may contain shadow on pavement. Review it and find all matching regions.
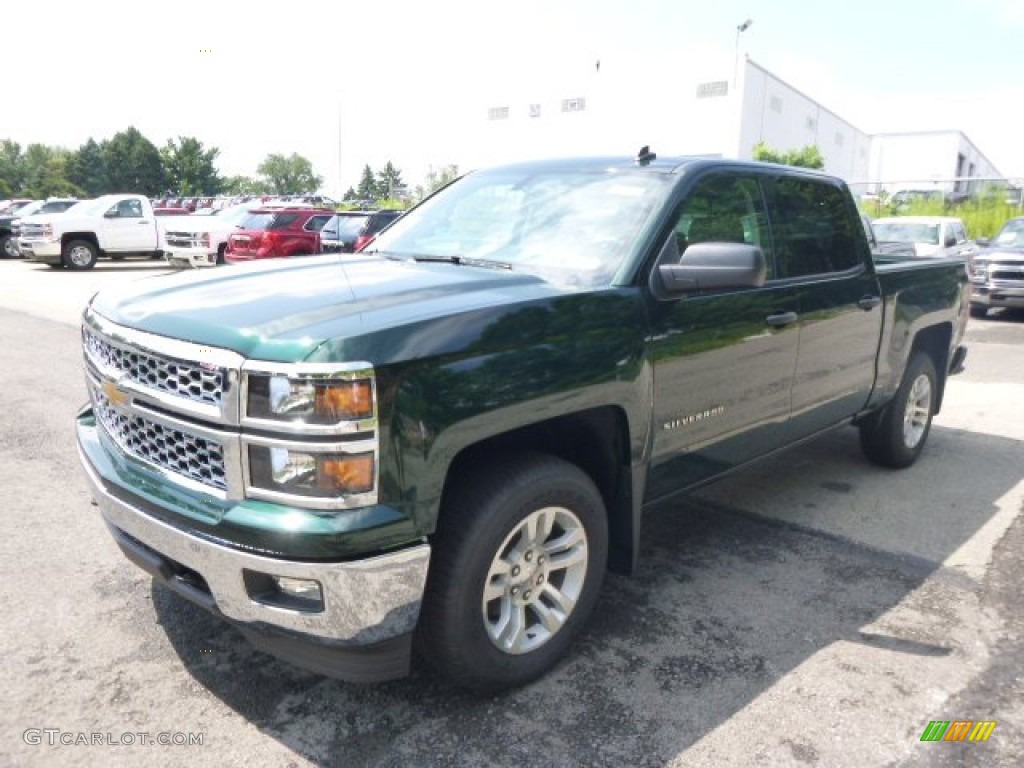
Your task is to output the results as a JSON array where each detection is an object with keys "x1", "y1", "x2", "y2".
[{"x1": 153, "y1": 424, "x2": 1023, "y2": 767}]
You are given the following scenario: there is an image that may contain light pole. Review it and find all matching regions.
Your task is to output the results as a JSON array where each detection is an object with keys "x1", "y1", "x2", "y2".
[{"x1": 734, "y1": 19, "x2": 753, "y2": 89}]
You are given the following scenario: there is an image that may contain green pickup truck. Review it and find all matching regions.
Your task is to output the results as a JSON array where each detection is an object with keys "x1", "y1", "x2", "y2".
[{"x1": 76, "y1": 152, "x2": 969, "y2": 692}]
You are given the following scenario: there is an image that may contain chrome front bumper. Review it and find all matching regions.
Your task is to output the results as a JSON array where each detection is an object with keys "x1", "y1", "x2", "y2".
[{"x1": 77, "y1": 427, "x2": 431, "y2": 649}]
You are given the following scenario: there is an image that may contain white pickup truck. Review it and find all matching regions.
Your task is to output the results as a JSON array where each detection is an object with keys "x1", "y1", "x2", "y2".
[
  {"x1": 19, "y1": 194, "x2": 163, "y2": 270},
  {"x1": 162, "y1": 203, "x2": 260, "y2": 268}
]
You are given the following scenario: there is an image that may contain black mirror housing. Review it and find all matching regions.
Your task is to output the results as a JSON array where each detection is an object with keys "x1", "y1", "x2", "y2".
[{"x1": 658, "y1": 243, "x2": 767, "y2": 295}]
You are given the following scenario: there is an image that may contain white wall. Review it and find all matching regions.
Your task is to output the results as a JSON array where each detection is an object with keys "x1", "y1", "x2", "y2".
[{"x1": 737, "y1": 60, "x2": 870, "y2": 181}]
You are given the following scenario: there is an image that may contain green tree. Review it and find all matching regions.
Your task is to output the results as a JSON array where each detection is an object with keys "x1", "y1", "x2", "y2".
[
  {"x1": 103, "y1": 127, "x2": 166, "y2": 194},
  {"x1": 20, "y1": 145, "x2": 83, "y2": 198},
  {"x1": 222, "y1": 175, "x2": 263, "y2": 195},
  {"x1": 256, "y1": 152, "x2": 322, "y2": 195},
  {"x1": 356, "y1": 164, "x2": 379, "y2": 200},
  {"x1": 67, "y1": 139, "x2": 108, "y2": 196},
  {"x1": 0, "y1": 140, "x2": 26, "y2": 195},
  {"x1": 161, "y1": 136, "x2": 223, "y2": 195},
  {"x1": 752, "y1": 141, "x2": 825, "y2": 170},
  {"x1": 376, "y1": 161, "x2": 404, "y2": 200},
  {"x1": 342, "y1": 185, "x2": 358, "y2": 201},
  {"x1": 416, "y1": 164, "x2": 460, "y2": 199}
]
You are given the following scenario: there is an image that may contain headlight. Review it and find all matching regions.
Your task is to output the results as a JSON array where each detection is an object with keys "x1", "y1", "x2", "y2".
[
  {"x1": 247, "y1": 444, "x2": 375, "y2": 499},
  {"x1": 200, "y1": 232, "x2": 211, "y2": 247},
  {"x1": 246, "y1": 373, "x2": 374, "y2": 428},
  {"x1": 971, "y1": 260, "x2": 988, "y2": 279},
  {"x1": 41, "y1": 224, "x2": 54, "y2": 237}
]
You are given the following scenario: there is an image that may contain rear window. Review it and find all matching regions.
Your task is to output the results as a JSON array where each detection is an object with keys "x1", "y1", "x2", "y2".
[
  {"x1": 240, "y1": 212, "x2": 300, "y2": 230},
  {"x1": 325, "y1": 214, "x2": 370, "y2": 238}
]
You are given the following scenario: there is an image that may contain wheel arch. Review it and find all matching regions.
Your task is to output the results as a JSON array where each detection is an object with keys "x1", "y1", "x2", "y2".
[
  {"x1": 438, "y1": 406, "x2": 638, "y2": 575},
  {"x1": 908, "y1": 322, "x2": 952, "y2": 414},
  {"x1": 61, "y1": 232, "x2": 100, "y2": 251}
]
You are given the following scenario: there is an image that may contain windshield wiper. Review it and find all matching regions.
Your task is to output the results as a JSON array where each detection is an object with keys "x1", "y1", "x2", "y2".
[{"x1": 410, "y1": 254, "x2": 512, "y2": 270}]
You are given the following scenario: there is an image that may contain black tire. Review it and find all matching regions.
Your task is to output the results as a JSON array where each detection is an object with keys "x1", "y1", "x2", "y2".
[
  {"x1": 62, "y1": 239, "x2": 98, "y2": 270},
  {"x1": 1, "y1": 234, "x2": 18, "y2": 259},
  {"x1": 417, "y1": 453, "x2": 608, "y2": 692},
  {"x1": 969, "y1": 305, "x2": 988, "y2": 319},
  {"x1": 859, "y1": 351, "x2": 938, "y2": 469},
  {"x1": 216, "y1": 244, "x2": 227, "y2": 265}
]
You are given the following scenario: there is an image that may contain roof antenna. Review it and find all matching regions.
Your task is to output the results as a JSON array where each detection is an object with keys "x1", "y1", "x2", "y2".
[{"x1": 636, "y1": 145, "x2": 656, "y2": 165}]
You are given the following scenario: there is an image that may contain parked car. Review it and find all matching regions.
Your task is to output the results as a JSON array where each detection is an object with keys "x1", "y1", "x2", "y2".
[
  {"x1": 0, "y1": 198, "x2": 33, "y2": 215},
  {"x1": 76, "y1": 153, "x2": 969, "y2": 691},
  {"x1": 163, "y1": 202, "x2": 266, "y2": 268},
  {"x1": 969, "y1": 216, "x2": 1024, "y2": 318},
  {"x1": 153, "y1": 207, "x2": 193, "y2": 216},
  {"x1": 320, "y1": 210, "x2": 404, "y2": 253},
  {"x1": 224, "y1": 207, "x2": 333, "y2": 263},
  {"x1": 1, "y1": 198, "x2": 79, "y2": 258},
  {"x1": 19, "y1": 194, "x2": 163, "y2": 269},
  {"x1": 860, "y1": 214, "x2": 916, "y2": 260},
  {"x1": 870, "y1": 216, "x2": 976, "y2": 260}
]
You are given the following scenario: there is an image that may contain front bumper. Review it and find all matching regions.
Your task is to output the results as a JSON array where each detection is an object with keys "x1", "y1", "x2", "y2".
[
  {"x1": 76, "y1": 408, "x2": 431, "y2": 682},
  {"x1": 19, "y1": 237, "x2": 61, "y2": 263},
  {"x1": 164, "y1": 246, "x2": 218, "y2": 268},
  {"x1": 971, "y1": 280, "x2": 1024, "y2": 309}
]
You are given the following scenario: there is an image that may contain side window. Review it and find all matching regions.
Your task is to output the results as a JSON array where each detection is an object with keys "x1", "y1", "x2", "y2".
[
  {"x1": 768, "y1": 177, "x2": 860, "y2": 278},
  {"x1": 268, "y1": 213, "x2": 299, "y2": 230},
  {"x1": 674, "y1": 173, "x2": 773, "y2": 279},
  {"x1": 116, "y1": 199, "x2": 143, "y2": 218},
  {"x1": 304, "y1": 215, "x2": 331, "y2": 232},
  {"x1": 954, "y1": 222, "x2": 967, "y2": 243}
]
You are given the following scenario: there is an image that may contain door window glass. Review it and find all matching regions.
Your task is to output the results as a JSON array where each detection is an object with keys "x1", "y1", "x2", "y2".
[{"x1": 769, "y1": 178, "x2": 860, "y2": 277}]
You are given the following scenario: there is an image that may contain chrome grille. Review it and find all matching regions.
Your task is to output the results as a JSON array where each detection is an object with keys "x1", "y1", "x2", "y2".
[
  {"x1": 91, "y1": 384, "x2": 228, "y2": 490},
  {"x1": 83, "y1": 327, "x2": 224, "y2": 407},
  {"x1": 165, "y1": 231, "x2": 205, "y2": 248},
  {"x1": 19, "y1": 223, "x2": 46, "y2": 238}
]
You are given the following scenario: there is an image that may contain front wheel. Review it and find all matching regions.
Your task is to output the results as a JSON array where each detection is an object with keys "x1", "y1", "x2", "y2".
[
  {"x1": 1, "y1": 234, "x2": 19, "y2": 259},
  {"x1": 62, "y1": 239, "x2": 98, "y2": 270},
  {"x1": 969, "y1": 304, "x2": 988, "y2": 319},
  {"x1": 860, "y1": 351, "x2": 938, "y2": 468},
  {"x1": 417, "y1": 453, "x2": 608, "y2": 692}
]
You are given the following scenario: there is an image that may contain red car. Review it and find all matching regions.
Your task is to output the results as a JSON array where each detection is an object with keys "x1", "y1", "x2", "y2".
[{"x1": 224, "y1": 207, "x2": 334, "y2": 263}]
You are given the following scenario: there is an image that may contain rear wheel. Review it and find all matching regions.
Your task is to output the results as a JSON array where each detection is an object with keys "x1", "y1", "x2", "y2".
[
  {"x1": 417, "y1": 453, "x2": 608, "y2": 692},
  {"x1": 62, "y1": 239, "x2": 98, "y2": 270},
  {"x1": 216, "y1": 244, "x2": 227, "y2": 265},
  {"x1": 860, "y1": 351, "x2": 938, "y2": 468}
]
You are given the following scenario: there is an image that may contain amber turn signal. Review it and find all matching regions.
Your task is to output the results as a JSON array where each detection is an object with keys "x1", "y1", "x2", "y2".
[
  {"x1": 317, "y1": 454, "x2": 374, "y2": 494},
  {"x1": 315, "y1": 380, "x2": 374, "y2": 420}
]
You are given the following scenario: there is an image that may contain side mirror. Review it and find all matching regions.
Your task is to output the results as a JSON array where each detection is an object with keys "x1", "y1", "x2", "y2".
[
  {"x1": 976, "y1": 237, "x2": 990, "y2": 247},
  {"x1": 944, "y1": 234, "x2": 957, "y2": 248},
  {"x1": 658, "y1": 243, "x2": 767, "y2": 294},
  {"x1": 104, "y1": 209, "x2": 119, "y2": 218}
]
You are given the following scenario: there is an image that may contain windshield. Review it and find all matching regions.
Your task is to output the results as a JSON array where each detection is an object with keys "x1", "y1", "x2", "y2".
[
  {"x1": 323, "y1": 214, "x2": 369, "y2": 238},
  {"x1": 873, "y1": 220, "x2": 940, "y2": 245},
  {"x1": 368, "y1": 168, "x2": 671, "y2": 288},
  {"x1": 220, "y1": 205, "x2": 257, "y2": 226},
  {"x1": 60, "y1": 199, "x2": 97, "y2": 216},
  {"x1": 994, "y1": 220, "x2": 1024, "y2": 247}
]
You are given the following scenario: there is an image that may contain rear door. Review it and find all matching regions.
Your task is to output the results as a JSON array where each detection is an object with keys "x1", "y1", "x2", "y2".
[
  {"x1": 646, "y1": 170, "x2": 802, "y2": 498},
  {"x1": 764, "y1": 174, "x2": 883, "y2": 438}
]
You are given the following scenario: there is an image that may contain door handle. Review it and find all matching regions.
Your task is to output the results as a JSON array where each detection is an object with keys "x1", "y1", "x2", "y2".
[
  {"x1": 138, "y1": 220, "x2": 151, "y2": 225},
  {"x1": 858, "y1": 295, "x2": 882, "y2": 310},
  {"x1": 765, "y1": 311, "x2": 799, "y2": 327}
]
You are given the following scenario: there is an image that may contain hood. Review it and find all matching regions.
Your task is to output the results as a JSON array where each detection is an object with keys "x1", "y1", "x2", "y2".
[
  {"x1": 978, "y1": 243, "x2": 1024, "y2": 261},
  {"x1": 161, "y1": 216, "x2": 240, "y2": 235},
  {"x1": 89, "y1": 254, "x2": 568, "y2": 362}
]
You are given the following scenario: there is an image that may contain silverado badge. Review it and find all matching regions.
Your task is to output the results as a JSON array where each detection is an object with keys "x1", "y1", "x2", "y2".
[{"x1": 101, "y1": 377, "x2": 131, "y2": 408}]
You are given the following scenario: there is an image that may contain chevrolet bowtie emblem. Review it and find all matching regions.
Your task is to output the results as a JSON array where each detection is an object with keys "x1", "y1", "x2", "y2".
[{"x1": 102, "y1": 378, "x2": 131, "y2": 408}]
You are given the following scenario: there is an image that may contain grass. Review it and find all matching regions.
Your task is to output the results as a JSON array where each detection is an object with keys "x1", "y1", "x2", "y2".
[{"x1": 859, "y1": 198, "x2": 1023, "y2": 239}]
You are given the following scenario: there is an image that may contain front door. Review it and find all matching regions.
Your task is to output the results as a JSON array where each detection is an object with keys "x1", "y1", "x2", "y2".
[
  {"x1": 101, "y1": 198, "x2": 156, "y2": 251},
  {"x1": 646, "y1": 171, "x2": 800, "y2": 501}
]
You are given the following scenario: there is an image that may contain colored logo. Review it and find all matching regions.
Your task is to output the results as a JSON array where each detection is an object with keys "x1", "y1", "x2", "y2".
[
  {"x1": 920, "y1": 720, "x2": 997, "y2": 742},
  {"x1": 101, "y1": 377, "x2": 131, "y2": 408}
]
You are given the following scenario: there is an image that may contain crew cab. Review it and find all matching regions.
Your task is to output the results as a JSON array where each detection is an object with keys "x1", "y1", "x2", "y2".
[
  {"x1": 224, "y1": 207, "x2": 333, "y2": 263},
  {"x1": 970, "y1": 216, "x2": 1024, "y2": 317},
  {"x1": 75, "y1": 153, "x2": 968, "y2": 692},
  {"x1": 20, "y1": 194, "x2": 162, "y2": 269}
]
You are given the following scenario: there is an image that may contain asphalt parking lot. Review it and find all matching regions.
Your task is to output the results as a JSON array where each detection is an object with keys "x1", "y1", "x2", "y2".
[{"x1": 1, "y1": 258, "x2": 1022, "y2": 767}]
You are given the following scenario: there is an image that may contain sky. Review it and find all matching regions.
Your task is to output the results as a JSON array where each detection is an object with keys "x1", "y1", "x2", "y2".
[{"x1": 3, "y1": 0, "x2": 1023, "y2": 196}]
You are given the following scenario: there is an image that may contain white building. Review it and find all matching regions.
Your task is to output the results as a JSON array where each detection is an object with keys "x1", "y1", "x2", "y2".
[
  {"x1": 867, "y1": 131, "x2": 1003, "y2": 196},
  {"x1": 470, "y1": 55, "x2": 1002, "y2": 193}
]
